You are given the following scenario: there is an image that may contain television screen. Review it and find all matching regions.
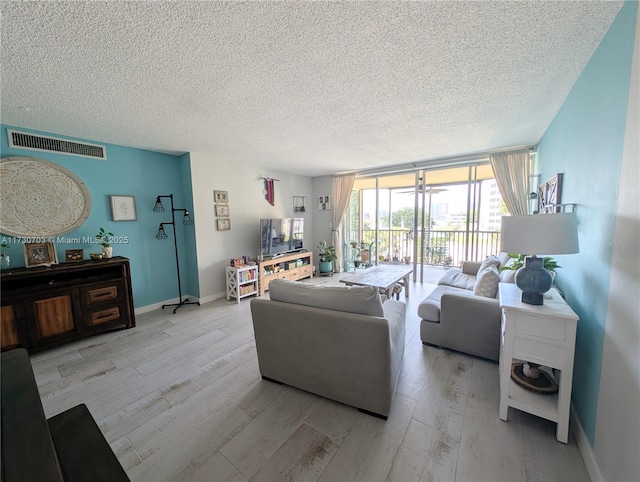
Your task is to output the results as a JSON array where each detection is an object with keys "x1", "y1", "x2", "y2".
[{"x1": 260, "y1": 218, "x2": 304, "y2": 256}]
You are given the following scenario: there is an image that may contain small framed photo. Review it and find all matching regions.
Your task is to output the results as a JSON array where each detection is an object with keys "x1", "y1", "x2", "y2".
[
  {"x1": 65, "y1": 249, "x2": 84, "y2": 262},
  {"x1": 319, "y1": 195, "x2": 331, "y2": 211},
  {"x1": 215, "y1": 204, "x2": 230, "y2": 217},
  {"x1": 24, "y1": 242, "x2": 58, "y2": 268},
  {"x1": 214, "y1": 190, "x2": 229, "y2": 204},
  {"x1": 110, "y1": 195, "x2": 137, "y2": 221},
  {"x1": 217, "y1": 218, "x2": 231, "y2": 231}
]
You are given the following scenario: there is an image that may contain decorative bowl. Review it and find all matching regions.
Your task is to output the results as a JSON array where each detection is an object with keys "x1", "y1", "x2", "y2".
[{"x1": 90, "y1": 253, "x2": 103, "y2": 260}]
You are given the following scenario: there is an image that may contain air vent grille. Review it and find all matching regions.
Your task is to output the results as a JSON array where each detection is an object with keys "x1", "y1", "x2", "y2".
[{"x1": 7, "y1": 129, "x2": 107, "y2": 160}]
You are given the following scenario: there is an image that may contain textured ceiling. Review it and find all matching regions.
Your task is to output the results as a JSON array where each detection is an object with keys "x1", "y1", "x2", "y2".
[{"x1": 0, "y1": 1, "x2": 623, "y2": 177}]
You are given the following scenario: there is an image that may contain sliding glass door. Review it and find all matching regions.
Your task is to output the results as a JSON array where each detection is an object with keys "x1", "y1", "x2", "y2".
[{"x1": 346, "y1": 163, "x2": 504, "y2": 281}]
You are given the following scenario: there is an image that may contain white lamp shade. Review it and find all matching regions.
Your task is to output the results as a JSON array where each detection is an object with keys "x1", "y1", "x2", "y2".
[{"x1": 500, "y1": 213, "x2": 579, "y2": 255}]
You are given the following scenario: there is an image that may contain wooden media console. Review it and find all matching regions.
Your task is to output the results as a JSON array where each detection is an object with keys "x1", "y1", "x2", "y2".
[{"x1": 258, "y1": 251, "x2": 313, "y2": 296}]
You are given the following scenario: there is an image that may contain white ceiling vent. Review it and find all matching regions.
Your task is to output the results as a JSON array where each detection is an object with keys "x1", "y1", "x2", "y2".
[{"x1": 7, "y1": 129, "x2": 107, "y2": 160}]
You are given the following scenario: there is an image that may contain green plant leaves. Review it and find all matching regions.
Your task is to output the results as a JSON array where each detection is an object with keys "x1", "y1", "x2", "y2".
[{"x1": 499, "y1": 253, "x2": 561, "y2": 272}]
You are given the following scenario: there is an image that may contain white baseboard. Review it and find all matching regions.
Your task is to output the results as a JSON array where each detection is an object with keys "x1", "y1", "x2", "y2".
[
  {"x1": 134, "y1": 294, "x2": 199, "y2": 315},
  {"x1": 134, "y1": 292, "x2": 228, "y2": 315},
  {"x1": 571, "y1": 403, "x2": 603, "y2": 482},
  {"x1": 198, "y1": 291, "x2": 226, "y2": 304}
]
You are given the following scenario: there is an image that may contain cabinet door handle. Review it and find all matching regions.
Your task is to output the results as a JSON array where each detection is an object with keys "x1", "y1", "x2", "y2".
[
  {"x1": 86, "y1": 286, "x2": 118, "y2": 303},
  {"x1": 90, "y1": 307, "x2": 120, "y2": 325}
]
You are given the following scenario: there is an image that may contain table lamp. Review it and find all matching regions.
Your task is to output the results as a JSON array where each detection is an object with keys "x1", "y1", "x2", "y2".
[{"x1": 500, "y1": 213, "x2": 579, "y2": 305}]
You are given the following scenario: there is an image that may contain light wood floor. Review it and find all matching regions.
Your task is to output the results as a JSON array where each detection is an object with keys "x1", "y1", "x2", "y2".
[{"x1": 30, "y1": 271, "x2": 590, "y2": 482}]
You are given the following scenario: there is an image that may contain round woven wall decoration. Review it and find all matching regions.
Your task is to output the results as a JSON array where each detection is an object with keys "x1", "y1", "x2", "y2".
[{"x1": 0, "y1": 156, "x2": 92, "y2": 237}]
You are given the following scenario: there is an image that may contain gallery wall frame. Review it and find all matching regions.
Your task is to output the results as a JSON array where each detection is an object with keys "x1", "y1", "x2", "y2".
[
  {"x1": 110, "y1": 195, "x2": 137, "y2": 221},
  {"x1": 215, "y1": 204, "x2": 230, "y2": 217},
  {"x1": 318, "y1": 195, "x2": 331, "y2": 211},
  {"x1": 217, "y1": 218, "x2": 231, "y2": 231},
  {"x1": 214, "y1": 190, "x2": 229, "y2": 203}
]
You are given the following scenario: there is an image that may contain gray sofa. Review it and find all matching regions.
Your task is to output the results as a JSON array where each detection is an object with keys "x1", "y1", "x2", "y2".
[
  {"x1": 250, "y1": 279, "x2": 406, "y2": 419},
  {"x1": 418, "y1": 254, "x2": 514, "y2": 361}
]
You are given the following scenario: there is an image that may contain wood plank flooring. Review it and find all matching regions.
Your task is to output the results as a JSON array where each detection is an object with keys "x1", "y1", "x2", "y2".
[{"x1": 30, "y1": 270, "x2": 590, "y2": 481}]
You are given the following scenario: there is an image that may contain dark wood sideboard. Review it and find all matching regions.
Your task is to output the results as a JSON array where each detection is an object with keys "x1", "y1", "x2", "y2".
[{"x1": 1, "y1": 256, "x2": 135, "y2": 352}]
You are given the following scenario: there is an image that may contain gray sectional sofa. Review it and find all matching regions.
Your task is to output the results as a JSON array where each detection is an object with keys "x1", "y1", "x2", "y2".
[
  {"x1": 250, "y1": 279, "x2": 406, "y2": 419},
  {"x1": 418, "y1": 254, "x2": 514, "y2": 361}
]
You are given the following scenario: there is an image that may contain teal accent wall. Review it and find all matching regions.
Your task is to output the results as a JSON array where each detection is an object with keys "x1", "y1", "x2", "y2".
[
  {"x1": 0, "y1": 125, "x2": 196, "y2": 309},
  {"x1": 536, "y1": 2, "x2": 637, "y2": 444},
  {"x1": 178, "y1": 152, "x2": 200, "y2": 297}
]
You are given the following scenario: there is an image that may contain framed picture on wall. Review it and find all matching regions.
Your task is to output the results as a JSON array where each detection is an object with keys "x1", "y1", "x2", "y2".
[
  {"x1": 110, "y1": 195, "x2": 137, "y2": 221},
  {"x1": 318, "y1": 195, "x2": 331, "y2": 211},
  {"x1": 215, "y1": 204, "x2": 230, "y2": 217},
  {"x1": 214, "y1": 190, "x2": 229, "y2": 204},
  {"x1": 217, "y1": 218, "x2": 231, "y2": 231}
]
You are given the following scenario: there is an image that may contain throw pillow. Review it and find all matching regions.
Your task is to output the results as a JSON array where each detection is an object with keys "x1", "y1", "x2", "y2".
[
  {"x1": 499, "y1": 268, "x2": 516, "y2": 284},
  {"x1": 473, "y1": 266, "x2": 500, "y2": 298},
  {"x1": 438, "y1": 269, "x2": 476, "y2": 290},
  {"x1": 498, "y1": 252, "x2": 511, "y2": 267},
  {"x1": 478, "y1": 255, "x2": 500, "y2": 274}
]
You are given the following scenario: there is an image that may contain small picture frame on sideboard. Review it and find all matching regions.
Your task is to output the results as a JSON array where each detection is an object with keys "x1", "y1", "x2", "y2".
[
  {"x1": 24, "y1": 242, "x2": 58, "y2": 268},
  {"x1": 65, "y1": 249, "x2": 84, "y2": 262}
]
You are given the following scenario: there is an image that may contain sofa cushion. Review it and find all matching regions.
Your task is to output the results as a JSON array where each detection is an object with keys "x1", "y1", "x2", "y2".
[
  {"x1": 269, "y1": 279, "x2": 384, "y2": 317},
  {"x1": 383, "y1": 300, "x2": 406, "y2": 344},
  {"x1": 473, "y1": 266, "x2": 500, "y2": 298},
  {"x1": 478, "y1": 255, "x2": 501, "y2": 274},
  {"x1": 499, "y1": 268, "x2": 516, "y2": 283},
  {"x1": 437, "y1": 269, "x2": 476, "y2": 290},
  {"x1": 417, "y1": 285, "x2": 473, "y2": 322}
]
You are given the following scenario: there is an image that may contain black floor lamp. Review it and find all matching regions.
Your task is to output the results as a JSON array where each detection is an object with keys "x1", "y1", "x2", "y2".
[{"x1": 154, "y1": 194, "x2": 200, "y2": 313}]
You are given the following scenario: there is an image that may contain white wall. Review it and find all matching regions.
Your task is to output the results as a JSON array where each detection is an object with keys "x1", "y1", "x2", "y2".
[
  {"x1": 312, "y1": 176, "x2": 334, "y2": 258},
  {"x1": 189, "y1": 152, "x2": 314, "y2": 301},
  {"x1": 594, "y1": 9, "x2": 640, "y2": 481}
]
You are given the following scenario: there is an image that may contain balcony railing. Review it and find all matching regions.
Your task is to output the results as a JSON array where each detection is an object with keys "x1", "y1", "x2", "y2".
[{"x1": 354, "y1": 229, "x2": 501, "y2": 268}]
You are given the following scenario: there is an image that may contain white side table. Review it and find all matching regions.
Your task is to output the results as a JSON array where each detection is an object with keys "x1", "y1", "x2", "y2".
[
  {"x1": 226, "y1": 265, "x2": 258, "y2": 303},
  {"x1": 498, "y1": 283, "x2": 579, "y2": 443}
]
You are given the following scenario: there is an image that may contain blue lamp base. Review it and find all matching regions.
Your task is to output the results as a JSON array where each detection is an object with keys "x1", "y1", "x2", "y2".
[{"x1": 515, "y1": 256, "x2": 553, "y2": 305}]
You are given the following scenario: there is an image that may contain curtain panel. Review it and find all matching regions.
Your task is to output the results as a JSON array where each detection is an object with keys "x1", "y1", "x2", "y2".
[
  {"x1": 490, "y1": 149, "x2": 532, "y2": 215},
  {"x1": 331, "y1": 174, "x2": 356, "y2": 272}
]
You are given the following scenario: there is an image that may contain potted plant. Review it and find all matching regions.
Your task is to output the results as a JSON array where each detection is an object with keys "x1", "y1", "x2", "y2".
[
  {"x1": 499, "y1": 253, "x2": 560, "y2": 273},
  {"x1": 317, "y1": 241, "x2": 337, "y2": 274},
  {"x1": 96, "y1": 227, "x2": 115, "y2": 258}
]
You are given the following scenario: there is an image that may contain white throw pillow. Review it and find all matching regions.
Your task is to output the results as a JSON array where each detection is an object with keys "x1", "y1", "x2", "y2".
[
  {"x1": 473, "y1": 266, "x2": 500, "y2": 298},
  {"x1": 478, "y1": 255, "x2": 500, "y2": 274},
  {"x1": 498, "y1": 252, "x2": 511, "y2": 267},
  {"x1": 499, "y1": 268, "x2": 516, "y2": 284}
]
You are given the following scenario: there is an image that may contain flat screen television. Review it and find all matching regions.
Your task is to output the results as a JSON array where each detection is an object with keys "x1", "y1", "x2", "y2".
[{"x1": 260, "y1": 218, "x2": 304, "y2": 256}]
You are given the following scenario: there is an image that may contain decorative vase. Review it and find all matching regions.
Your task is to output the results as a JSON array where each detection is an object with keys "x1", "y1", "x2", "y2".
[
  {"x1": 102, "y1": 246, "x2": 113, "y2": 259},
  {"x1": 1, "y1": 254, "x2": 10, "y2": 270},
  {"x1": 515, "y1": 256, "x2": 552, "y2": 305}
]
